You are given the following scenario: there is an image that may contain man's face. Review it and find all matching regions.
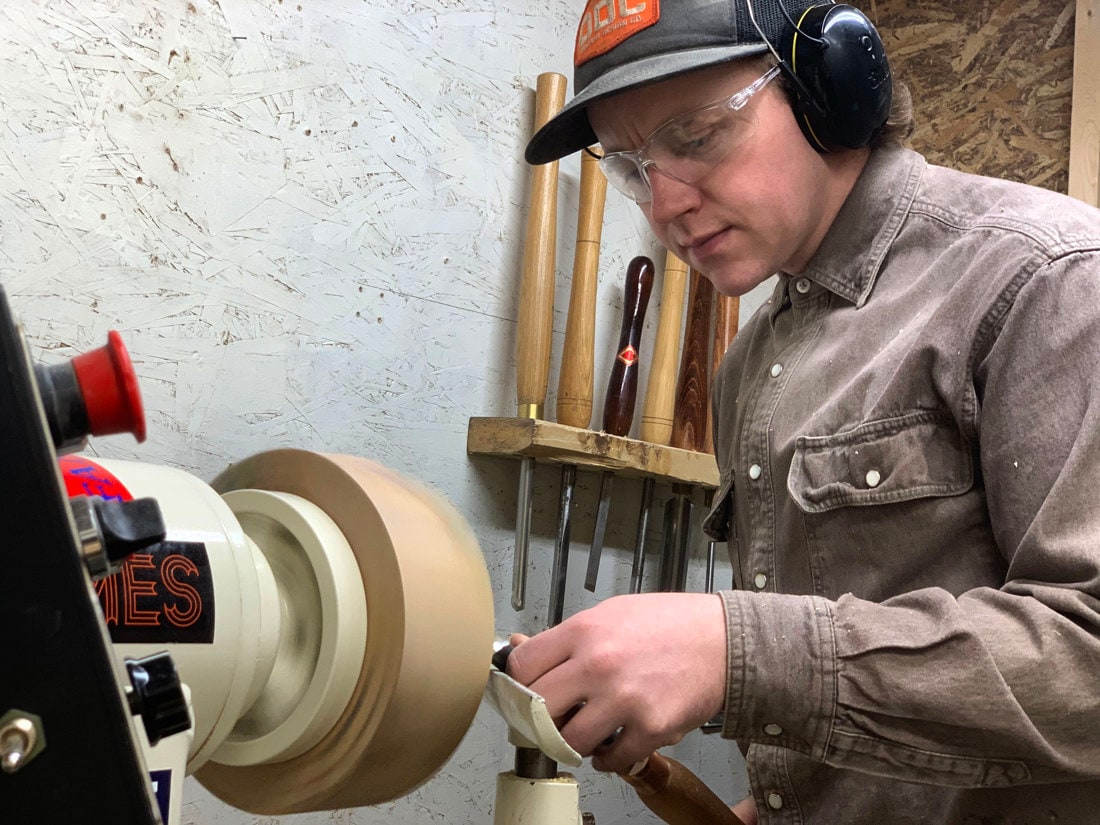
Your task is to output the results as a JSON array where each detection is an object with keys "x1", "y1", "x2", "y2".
[{"x1": 588, "y1": 59, "x2": 843, "y2": 296}]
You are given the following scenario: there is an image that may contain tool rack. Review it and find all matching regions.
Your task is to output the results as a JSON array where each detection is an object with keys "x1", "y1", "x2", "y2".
[{"x1": 466, "y1": 417, "x2": 719, "y2": 488}]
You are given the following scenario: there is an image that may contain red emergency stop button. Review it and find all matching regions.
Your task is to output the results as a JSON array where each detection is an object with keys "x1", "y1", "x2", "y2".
[{"x1": 71, "y1": 330, "x2": 146, "y2": 443}]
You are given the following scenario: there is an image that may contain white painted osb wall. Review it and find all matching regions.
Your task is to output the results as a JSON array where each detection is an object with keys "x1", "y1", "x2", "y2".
[{"x1": 0, "y1": 1, "x2": 770, "y2": 822}]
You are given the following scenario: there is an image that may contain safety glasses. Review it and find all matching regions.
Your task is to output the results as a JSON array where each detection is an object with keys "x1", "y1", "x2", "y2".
[{"x1": 595, "y1": 64, "x2": 782, "y2": 203}]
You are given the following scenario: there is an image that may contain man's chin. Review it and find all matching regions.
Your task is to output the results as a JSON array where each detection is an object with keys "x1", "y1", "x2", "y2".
[{"x1": 699, "y1": 266, "x2": 772, "y2": 299}]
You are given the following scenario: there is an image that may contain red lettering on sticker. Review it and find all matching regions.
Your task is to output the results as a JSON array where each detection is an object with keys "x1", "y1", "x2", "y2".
[
  {"x1": 161, "y1": 555, "x2": 202, "y2": 628},
  {"x1": 123, "y1": 554, "x2": 161, "y2": 627},
  {"x1": 96, "y1": 546, "x2": 213, "y2": 643},
  {"x1": 95, "y1": 575, "x2": 120, "y2": 626}
]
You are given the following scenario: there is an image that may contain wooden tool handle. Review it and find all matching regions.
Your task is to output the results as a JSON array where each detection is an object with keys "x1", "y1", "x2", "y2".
[
  {"x1": 557, "y1": 148, "x2": 608, "y2": 428},
  {"x1": 670, "y1": 270, "x2": 714, "y2": 452},
  {"x1": 602, "y1": 256, "x2": 655, "y2": 437},
  {"x1": 703, "y1": 294, "x2": 740, "y2": 454},
  {"x1": 516, "y1": 72, "x2": 568, "y2": 418},
  {"x1": 640, "y1": 251, "x2": 689, "y2": 445},
  {"x1": 620, "y1": 752, "x2": 745, "y2": 825}
]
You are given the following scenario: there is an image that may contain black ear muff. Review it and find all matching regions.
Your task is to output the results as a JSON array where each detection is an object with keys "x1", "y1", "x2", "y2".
[{"x1": 778, "y1": 3, "x2": 892, "y2": 152}]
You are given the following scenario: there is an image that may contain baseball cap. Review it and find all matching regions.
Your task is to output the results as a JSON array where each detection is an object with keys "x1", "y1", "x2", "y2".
[{"x1": 525, "y1": 0, "x2": 820, "y2": 165}]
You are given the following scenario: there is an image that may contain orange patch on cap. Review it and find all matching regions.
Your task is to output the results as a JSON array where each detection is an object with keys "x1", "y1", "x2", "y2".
[{"x1": 575, "y1": 0, "x2": 660, "y2": 67}]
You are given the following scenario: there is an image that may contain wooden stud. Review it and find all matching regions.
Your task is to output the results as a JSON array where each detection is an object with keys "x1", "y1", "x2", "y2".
[{"x1": 1070, "y1": 0, "x2": 1100, "y2": 205}]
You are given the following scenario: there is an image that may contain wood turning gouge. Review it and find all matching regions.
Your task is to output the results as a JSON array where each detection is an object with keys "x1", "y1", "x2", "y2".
[
  {"x1": 549, "y1": 147, "x2": 607, "y2": 627},
  {"x1": 512, "y1": 71, "x2": 566, "y2": 611},
  {"x1": 703, "y1": 292, "x2": 739, "y2": 590},
  {"x1": 632, "y1": 251, "x2": 689, "y2": 593},
  {"x1": 659, "y1": 268, "x2": 713, "y2": 593},
  {"x1": 584, "y1": 255, "x2": 654, "y2": 592}
]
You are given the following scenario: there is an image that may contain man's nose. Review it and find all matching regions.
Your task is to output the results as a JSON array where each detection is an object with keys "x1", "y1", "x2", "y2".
[{"x1": 645, "y1": 166, "x2": 700, "y2": 222}]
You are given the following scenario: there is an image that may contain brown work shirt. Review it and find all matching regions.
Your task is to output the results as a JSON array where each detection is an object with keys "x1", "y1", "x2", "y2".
[{"x1": 704, "y1": 142, "x2": 1100, "y2": 824}]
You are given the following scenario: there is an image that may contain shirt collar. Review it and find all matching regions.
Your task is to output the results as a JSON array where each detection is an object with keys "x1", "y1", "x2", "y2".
[{"x1": 794, "y1": 143, "x2": 925, "y2": 308}]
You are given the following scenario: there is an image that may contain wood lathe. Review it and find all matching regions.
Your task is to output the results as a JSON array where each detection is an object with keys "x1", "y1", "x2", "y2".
[{"x1": 1, "y1": 281, "x2": 735, "y2": 824}]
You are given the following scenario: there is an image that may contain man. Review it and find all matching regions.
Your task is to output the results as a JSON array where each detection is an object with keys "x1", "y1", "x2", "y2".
[{"x1": 505, "y1": 0, "x2": 1100, "y2": 823}]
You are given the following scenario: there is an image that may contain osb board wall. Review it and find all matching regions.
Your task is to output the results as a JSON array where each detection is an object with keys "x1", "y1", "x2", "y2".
[{"x1": 869, "y1": 0, "x2": 1076, "y2": 192}]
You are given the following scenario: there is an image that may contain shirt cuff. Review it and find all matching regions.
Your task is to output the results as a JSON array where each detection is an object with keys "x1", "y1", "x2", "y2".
[{"x1": 718, "y1": 589, "x2": 840, "y2": 757}]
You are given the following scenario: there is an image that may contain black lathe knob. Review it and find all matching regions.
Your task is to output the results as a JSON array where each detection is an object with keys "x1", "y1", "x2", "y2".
[{"x1": 125, "y1": 652, "x2": 191, "y2": 746}]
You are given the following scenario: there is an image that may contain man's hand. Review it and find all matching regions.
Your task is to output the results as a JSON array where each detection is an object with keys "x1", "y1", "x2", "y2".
[{"x1": 505, "y1": 592, "x2": 728, "y2": 773}]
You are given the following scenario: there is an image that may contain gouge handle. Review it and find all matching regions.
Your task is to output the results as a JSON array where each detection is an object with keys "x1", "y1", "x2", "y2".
[
  {"x1": 557, "y1": 148, "x2": 608, "y2": 429},
  {"x1": 621, "y1": 751, "x2": 746, "y2": 825},
  {"x1": 703, "y1": 294, "x2": 739, "y2": 454},
  {"x1": 670, "y1": 270, "x2": 714, "y2": 453},
  {"x1": 602, "y1": 256, "x2": 655, "y2": 437},
  {"x1": 640, "y1": 251, "x2": 689, "y2": 445},
  {"x1": 516, "y1": 72, "x2": 567, "y2": 418}
]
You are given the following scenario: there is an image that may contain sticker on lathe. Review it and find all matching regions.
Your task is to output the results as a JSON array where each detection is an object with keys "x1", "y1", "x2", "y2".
[
  {"x1": 95, "y1": 541, "x2": 216, "y2": 645},
  {"x1": 60, "y1": 454, "x2": 132, "y2": 502}
]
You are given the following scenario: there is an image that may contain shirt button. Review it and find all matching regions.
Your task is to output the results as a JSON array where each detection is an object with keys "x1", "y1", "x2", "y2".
[
  {"x1": 767, "y1": 793, "x2": 784, "y2": 810},
  {"x1": 770, "y1": 363, "x2": 783, "y2": 378},
  {"x1": 748, "y1": 463, "x2": 762, "y2": 480},
  {"x1": 794, "y1": 278, "x2": 811, "y2": 294},
  {"x1": 865, "y1": 469, "x2": 882, "y2": 488},
  {"x1": 764, "y1": 723, "x2": 783, "y2": 736},
  {"x1": 753, "y1": 572, "x2": 768, "y2": 590}
]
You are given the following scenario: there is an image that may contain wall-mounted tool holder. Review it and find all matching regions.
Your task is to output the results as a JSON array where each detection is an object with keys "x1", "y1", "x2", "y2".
[
  {"x1": 467, "y1": 415, "x2": 719, "y2": 609},
  {"x1": 467, "y1": 417, "x2": 719, "y2": 488}
]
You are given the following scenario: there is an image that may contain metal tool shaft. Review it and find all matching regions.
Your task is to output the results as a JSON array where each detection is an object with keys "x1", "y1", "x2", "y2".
[
  {"x1": 512, "y1": 456, "x2": 536, "y2": 610},
  {"x1": 658, "y1": 485, "x2": 693, "y2": 592},
  {"x1": 630, "y1": 477, "x2": 655, "y2": 593},
  {"x1": 584, "y1": 472, "x2": 613, "y2": 591},
  {"x1": 548, "y1": 463, "x2": 576, "y2": 626}
]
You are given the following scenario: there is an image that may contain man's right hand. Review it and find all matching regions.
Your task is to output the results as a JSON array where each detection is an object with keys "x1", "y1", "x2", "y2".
[{"x1": 504, "y1": 592, "x2": 728, "y2": 774}]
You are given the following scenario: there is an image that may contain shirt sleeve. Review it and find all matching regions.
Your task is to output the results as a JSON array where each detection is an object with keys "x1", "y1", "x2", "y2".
[{"x1": 719, "y1": 252, "x2": 1100, "y2": 787}]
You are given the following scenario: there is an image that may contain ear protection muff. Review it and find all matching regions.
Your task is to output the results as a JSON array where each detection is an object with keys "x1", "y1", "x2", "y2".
[{"x1": 776, "y1": 3, "x2": 892, "y2": 152}]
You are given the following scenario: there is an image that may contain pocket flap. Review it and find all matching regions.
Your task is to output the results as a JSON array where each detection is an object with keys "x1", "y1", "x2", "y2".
[{"x1": 788, "y1": 410, "x2": 973, "y2": 513}]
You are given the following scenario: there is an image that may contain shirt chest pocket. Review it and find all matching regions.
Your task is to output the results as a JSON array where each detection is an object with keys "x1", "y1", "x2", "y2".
[{"x1": 788, "y1": 410, "x2": 974, "y2": 512}]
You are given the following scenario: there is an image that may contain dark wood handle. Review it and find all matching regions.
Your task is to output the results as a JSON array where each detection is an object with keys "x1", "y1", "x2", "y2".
[
  {"x1": 620, "y1": 751, "x2": 745, "y2": 825},
  {"x1": 602, "y1": 255, "x2": 655, "y2": 437},
  {"x1": 670, "y1": 270, "x2": 714, "y2": 452},
  {"x1": 703, "y1": 293, "x2": 739, "y2": 454}
]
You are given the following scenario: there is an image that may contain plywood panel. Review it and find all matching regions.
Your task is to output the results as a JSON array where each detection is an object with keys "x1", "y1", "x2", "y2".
[{"x1": 872, "y1": 0, "x2": 1075, "y2": 192}]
